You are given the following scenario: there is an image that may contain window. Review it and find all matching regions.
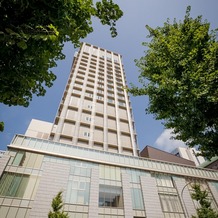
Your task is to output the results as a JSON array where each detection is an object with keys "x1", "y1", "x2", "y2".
[
  {"x1": 108, "y1": 99, "x2": 114, "y2": 104},
  {"x1": 155, "y1": 174, "x2": 174, "y2": 187},
  {"x1": 98, "y1": 89, "x2": 103, "y2": 94},
  {"x1": 85, "y1": 93, "x2": 93, "y2": 98},
  {"x1": 88, "y1": 105, "x2": 92, "y2": 109},
  {"x1": 99, "y1": 165, "x2": 121, "y2": 181},
  {"x1": 108, "y1": 86, "x2": 113, "y2": 91},
  {"x1": 85, "y1": 117, "x2": 91, "y2": 122},
  {"x1": 0, "y1": 173, "x2": 29, "y2": 198},
  {"x1": 108, "y1": 92, "x2": 114, "y2": 97},
  {"x1": 159, "y1": 194, "x2": 184, "y2": 214},
  {"x1": 83, "y1": 132, "x2": 90, "y2": 137},
  {"x1": 118, "y1": 101, "x2": 125, "y2": 107},
  {"x1": 99, "y1": 184, "x2": 123, "y2": 208},
  {"x1": 97, "y1": 96, "x2": 103, "y2": 100},
  {"x1": 131, "y1": 188, "x2": 144, "y2": 210},
  {"x1": 155, "y1": 174, "x2": 185, "y2": 217},
  {"x1": 12, "y1": 151, "x2": 43, "y2": 169},
  {"x1": 108, "y1": 81, "x2": 113, "y2": 85},
  {"x1": 66, "y1": 178, "x2": 90, "y2": 205}
]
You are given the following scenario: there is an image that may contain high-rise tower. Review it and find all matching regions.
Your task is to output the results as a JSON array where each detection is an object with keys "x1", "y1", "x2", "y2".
[{"x1": 50, "y1": 43, "x2": 138, "y2": 156}]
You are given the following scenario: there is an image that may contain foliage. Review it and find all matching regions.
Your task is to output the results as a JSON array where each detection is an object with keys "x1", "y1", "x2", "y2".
[
  {"x1": 191, "y1": 183, "x2": 218, "y2": 218},
  {"x1": 128, "y1": 6, "x2": 218, "y2": 158},
  {"x1": 48, "y1": 191, "x2": 69, "y2": 218},
  {"x1": 0, "y1": 0, "x2": 123, "y2": 131},
  {"x1": 0, "y1": 122, "x2": 4, "y2": 132}
]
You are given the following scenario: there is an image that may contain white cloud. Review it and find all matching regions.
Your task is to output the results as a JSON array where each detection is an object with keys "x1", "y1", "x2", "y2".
[{"x1": 154, "y1": 129, "x2": 186, "y2": 152}]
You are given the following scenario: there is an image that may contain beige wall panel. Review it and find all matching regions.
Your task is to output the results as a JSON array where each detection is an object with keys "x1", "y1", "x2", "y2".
[
  {"x1": 118, "y1": 108, "x2": 128, "y2": 119},
  {"x1": 83, "y1": 99, "x2": 93, "y2": 110},
  {"x1": 108, "y1": 131, "x2": 118, "y2": 145},
  {"x1": 69, "y1": 96, "x2": 80, "y2": 107},
  {"x1": 94, "y1": 116, "x2": 103, "y2": 126},
  {"x1": 93, "y1": 129, "x2": 104, "y2": 142},
  {"x1": 95, "y1": 103, "x2": 104, "y2": 113},
  {"x1": 66, "y1": 109, "x2": 77, "y2": 120},
  {"x1": 107, "y1": 118, "x2": 116, "y2": 130},
  {"x1": 62, "y1": 122, "x2": 75, "y2": 136},
  {"x1": 78, "y1": 126, "x2": 90, "y2": 138},
  {"x1": 119, "y1": 122, "x2": 130, "y2": 133},
  {"x1": 107, "y1": 105, "x2": 116, "y2": 116},
  {"x1": 120, "y1": 135, "x2": 131, "y2": 148}
]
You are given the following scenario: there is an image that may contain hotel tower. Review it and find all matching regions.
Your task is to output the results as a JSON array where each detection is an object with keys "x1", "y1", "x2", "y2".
[
  {"x1": 0, "y1": 43, "x2": 218, "y2": 218},
  {"x1": 50, "y1": 43, "x2": 138, "y2": 156}
]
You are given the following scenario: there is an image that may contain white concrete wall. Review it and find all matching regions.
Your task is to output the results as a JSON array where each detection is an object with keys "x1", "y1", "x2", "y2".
[
  {"x1": 140, "y1": 176, "x2": 164, "y2": 218},
  {"x1": 29, "y1": 162, "x2": 70, "y2": 218},
  {"x1": 25, "y1": 119, "x2": 53, "y2": 139}
]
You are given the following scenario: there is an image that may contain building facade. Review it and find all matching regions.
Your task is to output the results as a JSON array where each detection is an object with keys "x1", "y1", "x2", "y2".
[
  {"x1": 171, "y1": 147, "x2": 206, "y2": 167},
  {"x1": 0, "y1": 43, "x2": 218, "y2": 218},
  {"x1": 50, "y1": 43, "x2": 138, "y2": 156},
  {"x1": 140, "y1": 146, "x2": 195, "y2": 166}
]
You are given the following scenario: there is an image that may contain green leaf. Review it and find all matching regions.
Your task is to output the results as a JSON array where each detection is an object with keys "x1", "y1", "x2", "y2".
[
  {"x1": 0, "y1": 122, "x2": 4, "y2": 132},
  {"x1": 17, "y1": 41, "x2": 27, "y2": 50}
]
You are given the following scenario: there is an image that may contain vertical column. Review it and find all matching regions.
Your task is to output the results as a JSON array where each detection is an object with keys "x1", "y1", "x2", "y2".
[
  {"x1": 88, "y1": 168, "x2": 99, "y2": 218},
  {"x1": 0, "y1": 154, "x2": 10, "y2": 177},
  {"x1": 103, "y1": 51, "x2": 108, "y2": 151},
  {"x1": 121, "y1": 172, "x2": 133, "y2": 218},
  {"x1": 113, "y1": 53, "x2": 122, "y2": 154},
  {"x1": 72, "y1": 45, "x2": 90, "y2": 146},
  {"x1": 140, "y1": 176, "x2": 164, "y2": 218},
  {"x1": 174, "y1": 177, "x2": 197, "y2": 218},
  {"x1": 29, "y1": 162, "x2": 70, "y2": 218},
  {"x1": 119, "y1": 59, "x2": 137, "y2": 156}
]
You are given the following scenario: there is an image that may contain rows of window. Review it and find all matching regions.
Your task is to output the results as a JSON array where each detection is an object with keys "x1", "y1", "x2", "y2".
[
  {"x1": 71, "y1": 90, "x2": 126, "y2": 107},
  {"x1": 76, "y1": 67, "x2": 123, "y2": 86},
  {"x1": 79, "y1": 60, "x2": 121, "y2": 74},
  {"x1": 81, "y1": 52, "x2": 120, "y2": 65}
]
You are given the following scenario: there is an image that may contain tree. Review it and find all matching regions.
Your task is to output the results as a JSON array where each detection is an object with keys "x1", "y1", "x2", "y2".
[
  {"x1": 191, "y1": 183, "x2": 218, "y2": 218},
  {"x1": 128, "y1": 6, "x2": 218, "y2": 158},
  {"x1": 48, "y1": 191, "x2": 69, "y2": 218},
  {"x1": 0, "y1": 0, "x2": 123, "y2": 131}
]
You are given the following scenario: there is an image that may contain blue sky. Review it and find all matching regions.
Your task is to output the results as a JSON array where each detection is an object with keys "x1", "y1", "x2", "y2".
[{"x1": 0, "y1": 0, "x2": 217, "y2": 152}]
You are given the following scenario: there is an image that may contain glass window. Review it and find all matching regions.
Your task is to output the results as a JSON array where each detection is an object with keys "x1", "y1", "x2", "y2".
[
  {"x1": 66, "y1": 179, "x2": 90, "y2": 205},
  {"x1": 99, "y1": 165, "x2": 121, "y2": 181},
  {"x1": 0, "y1": 173, "x2": 30, "y2": 198},
  {"x1": 155, "y1": 174, "x2": 174, "y2": 187},
  {"x1": 12, "y1": 151, "x2": 43, "y2": 169},
  {"x1": 131, "y1": 188, "x2": 144, "y2": 210},
  {"x1": 12, "y1": 151, "x2": 25, "y2": 166},
  {"x1": 99, "y1": 184, "x2": 123, "y2": 208},
  {"x1": 159, "y1": 194, "x2": 184, "y2": 214}
]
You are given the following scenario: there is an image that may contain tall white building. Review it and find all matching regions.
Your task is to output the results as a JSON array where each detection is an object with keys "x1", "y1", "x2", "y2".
[
  {"x1": 0, "y1": 43, "x2": 218, "y2": 218},
  {"x1": 50, "y1": 43, "x2": 138, "y2": 156}
]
